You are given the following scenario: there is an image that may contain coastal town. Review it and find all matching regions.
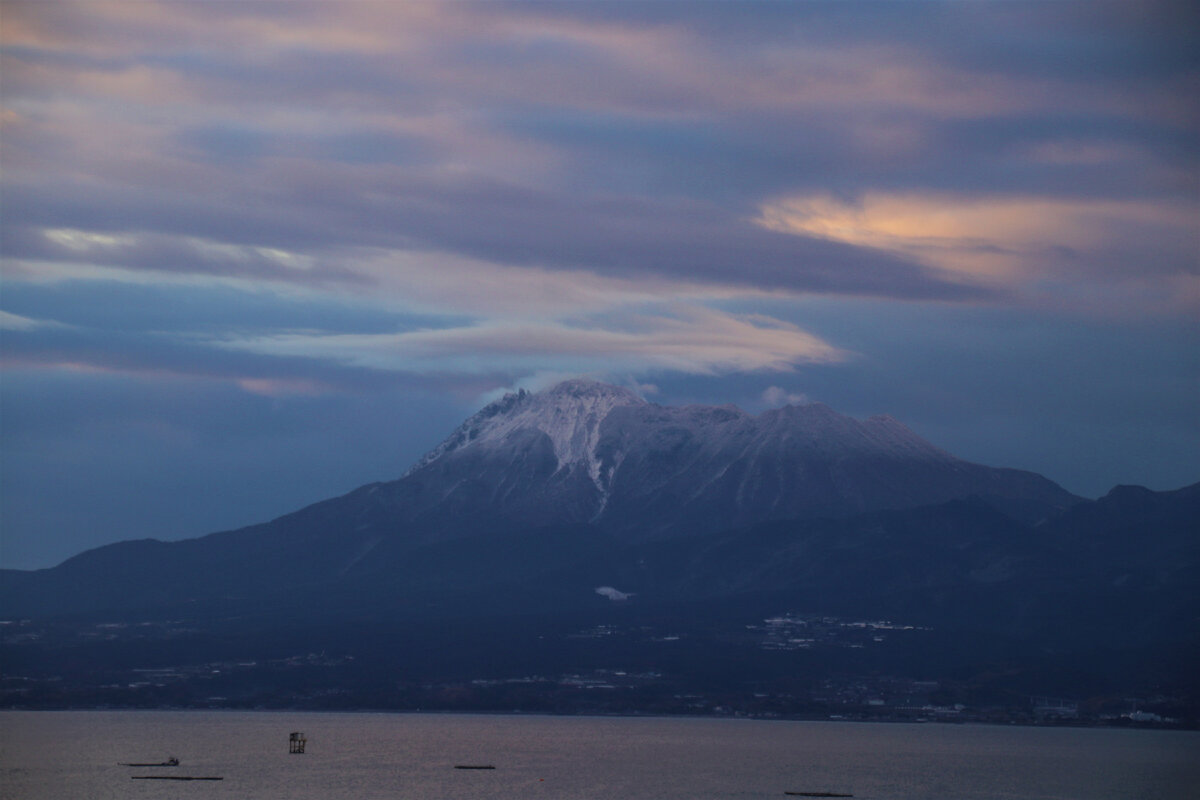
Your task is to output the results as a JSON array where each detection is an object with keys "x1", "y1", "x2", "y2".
[{"x1": 2, "y1": 617, "x2": 1189, "y2": 728}]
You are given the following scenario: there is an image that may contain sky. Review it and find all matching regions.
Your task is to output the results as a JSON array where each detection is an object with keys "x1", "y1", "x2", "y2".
[{"x1": 1, "y1": 0, "x2": 1197, "y2": 570}]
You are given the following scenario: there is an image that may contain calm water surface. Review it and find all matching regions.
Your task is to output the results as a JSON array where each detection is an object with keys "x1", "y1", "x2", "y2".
[{"x1": 1, "y1": 711, "x2": 1196, "y2": 799}]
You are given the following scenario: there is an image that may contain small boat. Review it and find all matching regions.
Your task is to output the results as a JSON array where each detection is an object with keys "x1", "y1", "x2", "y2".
[
  {"x1": 454, "y1": 764, "x2": 496, "y2": 770},
  {"x1": 119, "y1": 757, "x2": 179, "y2": 767},
  {"x1": 131, "y1": 776, "x2": 222, "y2": 781}
]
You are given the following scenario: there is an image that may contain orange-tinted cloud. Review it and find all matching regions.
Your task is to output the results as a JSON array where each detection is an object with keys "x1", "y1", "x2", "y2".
[{"x1": 756, "y1": 192, "x2": 1199, "y2": 314}]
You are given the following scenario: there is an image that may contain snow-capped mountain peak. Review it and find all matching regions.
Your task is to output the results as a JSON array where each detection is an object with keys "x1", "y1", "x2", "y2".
[
  {"x1": 399, "y1": 379, "x2": 1076, "y2": 535},
  {"x1": 405, "y1": 379, "x2": 645, "y2": 483}
]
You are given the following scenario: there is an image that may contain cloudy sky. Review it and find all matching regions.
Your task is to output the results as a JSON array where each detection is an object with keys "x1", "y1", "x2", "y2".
[{"x1": 2, "y1": 1, "x2": 1197, "y2": 569}]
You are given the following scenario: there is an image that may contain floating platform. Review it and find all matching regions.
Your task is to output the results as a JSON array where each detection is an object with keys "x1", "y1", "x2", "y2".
[
  {"x1": 132, "y1": 776, "x2": 223, "y2": 781},
  {"x1": 784, "y1": 793, "x2": 852, "y2": 798},
  {"x1": 454, "y1": 764, "x2": 496, "y2": 770},
  {"x1": 119, "y1": 757, "x2": 178, "y2": 767}
]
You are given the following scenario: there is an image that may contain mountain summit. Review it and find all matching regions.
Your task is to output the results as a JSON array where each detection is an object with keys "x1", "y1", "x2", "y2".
[
  {"x1": 405, "y1": 379, "x2": 646, "y2": 489},
  {"x1": 385, "y1": 379, "x2": 1075, "y2": 540}
]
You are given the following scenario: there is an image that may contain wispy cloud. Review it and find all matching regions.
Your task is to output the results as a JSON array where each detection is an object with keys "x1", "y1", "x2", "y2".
[
  {"x1": 219, "y1": 306, "x2": 846, "y2": 378},
  {"x1": 0, "y1": 310, "x2": 67, "y2": 331},
  {"x1": 762, "y1": 386, "x2": 810, "y2": 408}
]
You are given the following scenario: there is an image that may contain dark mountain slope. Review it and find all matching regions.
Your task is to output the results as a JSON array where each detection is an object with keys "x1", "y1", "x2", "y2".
[{"x1": 1, "y1": 379, "x2": 1082, "y2": 619}]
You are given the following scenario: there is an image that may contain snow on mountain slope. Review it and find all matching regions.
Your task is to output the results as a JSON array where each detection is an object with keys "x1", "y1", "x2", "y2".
[
  {"x1": 391, "y1": 379, "x2": 1076, "y2": 539},
  {"x1": 406, "y1": 379, "x2": 645, "y2": 490}
]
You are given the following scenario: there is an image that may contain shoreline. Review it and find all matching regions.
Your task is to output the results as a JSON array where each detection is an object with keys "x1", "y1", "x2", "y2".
[{"x1": 2, "y1": 706, "x2": 1194, "y2": 733}]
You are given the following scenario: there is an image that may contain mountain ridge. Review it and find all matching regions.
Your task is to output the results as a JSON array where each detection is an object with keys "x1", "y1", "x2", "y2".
[
  {"x1": 1, "y1": 378, "x2": 1088, "y2": 621},
  {"x1": 383, "y1": 379, "x2": 1079, "y2": 542},
  {"x1": 7, "y1": 379, "x2": 1083, "y2": 581},
  {"x1": 1, "y1": 381, "x2": 1195, "y2": 718}
]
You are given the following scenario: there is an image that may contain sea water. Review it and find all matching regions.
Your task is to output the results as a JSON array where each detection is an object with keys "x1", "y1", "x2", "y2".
[{"x1": 1, "y1": 711, "x2": 1196, "y2": 799}]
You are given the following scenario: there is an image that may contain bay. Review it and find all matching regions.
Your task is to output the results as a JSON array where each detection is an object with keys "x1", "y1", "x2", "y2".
[{"x1": 1, "y1": 711, "x2": 1196, "y2": 799}]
